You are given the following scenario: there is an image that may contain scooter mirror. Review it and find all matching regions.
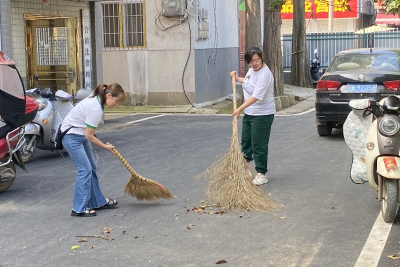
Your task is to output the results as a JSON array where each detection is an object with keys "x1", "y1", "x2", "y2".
[
  {"x1": 33, "y1": 73, "x2": 39, "y2": 81},
  {"x1": 314, "y1": 48, "x2": 318, "y2": 54}
]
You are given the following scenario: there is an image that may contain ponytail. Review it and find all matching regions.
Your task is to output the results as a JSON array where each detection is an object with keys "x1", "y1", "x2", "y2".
[{"x1": 91, "y1": 83, "x2": 125, "y2": 107}]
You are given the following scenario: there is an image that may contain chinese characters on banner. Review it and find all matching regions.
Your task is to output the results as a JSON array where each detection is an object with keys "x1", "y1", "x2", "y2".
[
  {"x1": 281, "y1": 0, "x2": 359, "y2": 20},
  {"x1": 82, "y1": 10, "x2": 91, "y2": 90}
]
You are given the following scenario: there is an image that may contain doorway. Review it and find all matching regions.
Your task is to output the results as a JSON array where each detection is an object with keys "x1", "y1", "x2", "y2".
[{"x1": 25, "y1": 15, "x2": 80, "y2": 96}]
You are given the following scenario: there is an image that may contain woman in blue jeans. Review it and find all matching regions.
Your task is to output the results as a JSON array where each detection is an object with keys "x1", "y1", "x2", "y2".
[{"x1": 62, "y1": 83, "x2": 125, "y2": 217}]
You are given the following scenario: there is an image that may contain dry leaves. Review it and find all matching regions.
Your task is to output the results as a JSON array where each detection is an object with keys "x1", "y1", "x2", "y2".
[
  {"x1": 387, "y1": 254, "x2": 400, "y2": 259},
  {"x1": 71, "y1": 245, "x2": 80, "y2": 250},
  {"x1": 103, "y1": 227, "x2": 114, "y2": 234},
  {"x1": 216, "y1": 260, "x2": 227, "y2": 264},
  {"x1": 78, "y1": 238, "x2": 87, "y2": 242}
]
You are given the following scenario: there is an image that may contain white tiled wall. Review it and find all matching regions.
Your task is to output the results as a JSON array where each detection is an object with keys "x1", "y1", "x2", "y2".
[{"x1": 10, "y1": 0, "x2": 89, "y2": 86}]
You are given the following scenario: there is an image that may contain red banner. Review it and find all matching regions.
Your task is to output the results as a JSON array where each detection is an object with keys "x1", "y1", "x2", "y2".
[{"x1": 281, "y1": 0, "x2": 359, "y2": 20}]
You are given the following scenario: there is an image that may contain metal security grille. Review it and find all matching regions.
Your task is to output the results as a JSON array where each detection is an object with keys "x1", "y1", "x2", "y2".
[
  {"x1": 36, "y1": 27, "x2": 68, "y2": 65},
  {"x1": 102, "y1": 0, "x2": 145, "y2": 50}
]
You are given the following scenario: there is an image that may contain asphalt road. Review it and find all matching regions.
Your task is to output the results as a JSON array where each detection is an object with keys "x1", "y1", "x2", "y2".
[{"x1": 1, "y1": 112, "x2": 399, "y2": 267}]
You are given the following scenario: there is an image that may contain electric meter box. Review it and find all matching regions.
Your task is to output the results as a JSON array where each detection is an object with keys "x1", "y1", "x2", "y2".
[{"x1": 162, "y1": 0, "x2": 186, "y2": 17}]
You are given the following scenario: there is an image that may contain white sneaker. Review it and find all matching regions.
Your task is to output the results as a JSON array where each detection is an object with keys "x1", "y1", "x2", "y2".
[{"x1": 253, "y1": 173, "x2": 268, "y2": 185}]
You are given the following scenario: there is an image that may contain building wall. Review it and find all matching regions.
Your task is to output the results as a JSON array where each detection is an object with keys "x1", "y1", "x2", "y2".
[
  {"x1": 102, "y1": 0, "x2": 195, "y2": 106},
  {"x1": 0, "y1": 0, "x2": 13, "y2": 56},
  {"x1": 9, "y1": 0, "x2": 89, "y2": 88},
  {"x1": 194, "y1": 0, "x2": 239, "y2": 103}
]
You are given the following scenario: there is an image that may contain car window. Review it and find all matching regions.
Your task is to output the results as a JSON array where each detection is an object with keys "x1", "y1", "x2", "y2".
[{"x1": 328, "y1": 53, "x2": 400, "y2": 72}]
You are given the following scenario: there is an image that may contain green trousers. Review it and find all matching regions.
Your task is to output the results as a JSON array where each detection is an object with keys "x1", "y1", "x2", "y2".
[{"x1": 241, "y1": 114, "x2": 274, "y2": 175}]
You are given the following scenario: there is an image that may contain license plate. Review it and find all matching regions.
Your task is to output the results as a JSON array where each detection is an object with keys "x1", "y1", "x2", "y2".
[
  {"x1": 347, "y1": 83, "x2": 377, "y2": 93},
  {"x1": 383, "y1": 157, "x2": 397, "y2": 170}
]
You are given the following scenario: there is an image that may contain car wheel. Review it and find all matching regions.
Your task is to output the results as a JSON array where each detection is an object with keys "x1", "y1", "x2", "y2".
[{"x1": 317, "y1": 124, "x2": 332, "y2": 136}]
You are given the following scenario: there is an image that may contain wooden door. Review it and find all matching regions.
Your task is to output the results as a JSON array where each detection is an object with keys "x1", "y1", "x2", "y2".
[{"x1": 26, "y1": 17, "x2": 79, "y2": 96}]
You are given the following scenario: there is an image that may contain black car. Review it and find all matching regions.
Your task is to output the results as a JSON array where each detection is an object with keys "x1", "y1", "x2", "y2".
[{"x1": 315, "y1": 48, "x2": 400, "y2": 136}]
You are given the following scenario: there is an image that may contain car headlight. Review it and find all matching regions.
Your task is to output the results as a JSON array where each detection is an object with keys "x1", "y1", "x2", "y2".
[{"x1": 379, "y1": 115, "x2": 400, "y2": 136}]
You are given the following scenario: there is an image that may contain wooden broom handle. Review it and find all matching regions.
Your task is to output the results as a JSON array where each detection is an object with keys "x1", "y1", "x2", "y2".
[
  {"x1": 106, "y1": 142, "x2": 140, "y2": 177},
  {"x1": 232, "y1": 75, "x2": 237, "y2": 110}
]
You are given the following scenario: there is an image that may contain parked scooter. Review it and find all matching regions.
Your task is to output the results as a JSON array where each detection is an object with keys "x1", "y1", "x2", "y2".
[
  {"x1": 344, "y1": 96, "x2": 400, "y2": 223},
  {"x1": 310, "y1": 48, "x2": 321, "y2": 88},
  {"x1": 0, "y1": 51, "x2": 39, "y2": 191},
  {"x1": 20, "y1": 74, "x2": 74, "y2": 163}
]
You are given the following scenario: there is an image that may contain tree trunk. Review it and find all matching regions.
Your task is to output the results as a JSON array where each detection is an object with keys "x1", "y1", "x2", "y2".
[
  {"x1": 245, "y1": 0, "x2": 262, "y2": 73},
  {"x1": 289, "y1": 0, "x2": 312, "y2": 87},
  {"x1": 263, "y1": 0, "x2": 284, "y2": 96}
]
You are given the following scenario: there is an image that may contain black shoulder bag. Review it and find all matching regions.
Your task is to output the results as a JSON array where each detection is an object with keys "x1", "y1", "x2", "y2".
[{"x1": 54, "y1": 124, "x2": 76, "y2": 150}]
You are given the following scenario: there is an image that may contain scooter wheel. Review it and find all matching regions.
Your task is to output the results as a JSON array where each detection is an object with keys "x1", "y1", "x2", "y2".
[
  {"x1": 0, "y1": 161, "x2": 16, "y2": 192},
  {"x1": 382, "y1": 178, "x2": 398, "y2": 223}
]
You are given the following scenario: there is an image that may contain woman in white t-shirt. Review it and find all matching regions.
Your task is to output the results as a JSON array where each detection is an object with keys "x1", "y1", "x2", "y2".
[
  {"x1": 62, "y1": 83, "x2": 125, "y2": 217},
  {"x1": 230, "y1": 46, "x2": 275, "y2": 186}
]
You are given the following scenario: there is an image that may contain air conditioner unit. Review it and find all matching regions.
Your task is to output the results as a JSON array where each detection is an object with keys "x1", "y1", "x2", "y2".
[{"x1": 162, "y1": 0, "x2": 186, "y2": 17}]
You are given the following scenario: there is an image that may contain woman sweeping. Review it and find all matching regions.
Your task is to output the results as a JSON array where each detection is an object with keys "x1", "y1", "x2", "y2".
[
  {"x1": 230, "y1": 46, "x2": 275, "y2": 186},
  {"x1": 62, "y1": 83, "x2": 125, "y2": 217}
]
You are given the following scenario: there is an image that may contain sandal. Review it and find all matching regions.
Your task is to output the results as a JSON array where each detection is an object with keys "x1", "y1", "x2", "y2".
[
  {"x1": 98, "y1": 198, "x2": 118, "y2": 209},
  {"x1": 71, "y1": 209, "x2": 96, "y2": 217}
]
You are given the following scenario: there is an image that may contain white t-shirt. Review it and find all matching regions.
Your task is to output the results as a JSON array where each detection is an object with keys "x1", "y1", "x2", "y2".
[
  {"x1": 242, "y1": 65, "x2": 276, "y2": 116},
  {"x1": 61, "y1": 95, "x2": 104, "y2": 135}
]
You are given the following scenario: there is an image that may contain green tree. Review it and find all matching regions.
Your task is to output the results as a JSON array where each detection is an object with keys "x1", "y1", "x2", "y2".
[{"x1": 376, "y1": 0, "x2": 400, "y2": 15}]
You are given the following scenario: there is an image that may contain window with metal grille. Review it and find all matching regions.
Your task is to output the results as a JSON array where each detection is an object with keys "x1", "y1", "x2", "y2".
[
  {"x1": 102, "y1": 1, "x2": 145, "y2": 49},
  {"x1": 36, "y1": 27, "x2": 68, "y2": 65}
]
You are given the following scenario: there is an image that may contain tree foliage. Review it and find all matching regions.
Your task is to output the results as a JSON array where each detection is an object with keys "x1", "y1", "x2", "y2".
[{"x1": 375, "y1": 0, "x2": 400, "y2": 15}]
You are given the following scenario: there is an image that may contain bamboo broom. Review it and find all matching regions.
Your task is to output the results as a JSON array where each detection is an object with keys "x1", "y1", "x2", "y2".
[
  {"x1": 203, "y1": 76, "x2": 279, "y2": 211},
  {"x1": 107, "y1": 143, "x2": 175, "y2": 201}
]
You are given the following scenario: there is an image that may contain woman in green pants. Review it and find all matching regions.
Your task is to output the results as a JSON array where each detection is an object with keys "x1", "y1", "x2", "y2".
[{"x1": 230, "y1": 46, "x2": 275, "y2": 185}]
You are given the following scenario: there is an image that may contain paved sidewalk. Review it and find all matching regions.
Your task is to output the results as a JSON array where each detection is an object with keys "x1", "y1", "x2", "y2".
[{"x1": 104, "y1": 84, "x2": 316, "y2": 120}]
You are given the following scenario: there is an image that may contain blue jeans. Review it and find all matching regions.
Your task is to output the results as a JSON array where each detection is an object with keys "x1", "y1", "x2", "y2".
[{"x1": 62, "y1": 134, "x2": 107, "y2": 213}]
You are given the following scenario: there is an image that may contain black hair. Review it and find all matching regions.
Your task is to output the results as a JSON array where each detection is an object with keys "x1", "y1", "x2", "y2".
[{"x1": 244, "y1": 46, "x2": 264, "y2": 65}]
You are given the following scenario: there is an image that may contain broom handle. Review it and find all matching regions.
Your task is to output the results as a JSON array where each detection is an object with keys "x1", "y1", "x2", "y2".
[
  {"x1": 106, "y1": 142, "x2": 155, "y2": 184},
  {"x1": 232, "y1": 75, "x2": 237, "y2": 111}
]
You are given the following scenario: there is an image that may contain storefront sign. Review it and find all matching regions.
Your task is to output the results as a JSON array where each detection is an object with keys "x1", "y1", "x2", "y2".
[
  {"x1": 81, "y1": 10, "x2": 91, "y2": 90},
  {"x1": 281, "y1": 0, "x2": 359, "y2": 20}
]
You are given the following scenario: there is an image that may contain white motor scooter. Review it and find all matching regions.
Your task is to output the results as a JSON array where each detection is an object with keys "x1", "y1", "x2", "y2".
[
  {"x1": 344, "y1": 96, "x2": 400, "y2": 223},
  {"x1": 19, "y1": 74, "x2": 75, "y2": 163}
]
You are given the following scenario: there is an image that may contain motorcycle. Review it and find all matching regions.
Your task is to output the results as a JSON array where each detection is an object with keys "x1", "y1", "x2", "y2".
[
  {"x1": 20, "y1": 74, "x2": 74, "y2": 163},
  {"x1": 0, "y1": 51, "x2": 39, "y2": 191},
  {"x1": 344, "y1": 96, "x2": 400, "y2": 223},
  {"x1": 310, "y1": 48, "x2": 322, "y2": 88}
]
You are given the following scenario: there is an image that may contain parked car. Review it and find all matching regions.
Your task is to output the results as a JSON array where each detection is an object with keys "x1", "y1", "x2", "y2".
[{"x1": 315, "y1": 48, "x2": 400, "y2": 136}]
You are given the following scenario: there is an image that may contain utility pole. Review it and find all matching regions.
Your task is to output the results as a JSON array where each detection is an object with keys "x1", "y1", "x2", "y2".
[{"x1": 328, "y1": 0, "x2": 334, "y2": 32}]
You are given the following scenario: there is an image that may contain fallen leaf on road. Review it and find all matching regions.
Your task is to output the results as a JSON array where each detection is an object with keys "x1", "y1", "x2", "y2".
[
  {"x1": 104, "y1": 227, "x2": 114, "y2": 231},
  {"x1": 387, "y1": 255, "x2": 400, "y2": 259},
  {"x1": 134, "y1": 236, "x2": 138, "y2": 238},
  {"x1": 279, "y1": 217, "x2": 287, "y2": 219},
  {"x1": 200, "y1": 201, "x2": 205, "y2": 203},
  {"x1": 174, "y1": 218, "x2": 179, "y2": 220},
  {"x1": 246, "y1": 215, "x2": 250, "y2": 218},
  {"x1": 71, "y1": 245, "x2": 80, "y2": 250},
  {"x1": 78, "y1": 238, "x2": 87, "y2": 242},
  {"x1": 189, "y1": 224, "x2": 195, "y2": 226},
  {"x1": 216, "y1": 260, "x2": 227, "y2": 264},
  {"x1": 122, "y1": 231, "x2": 127, "y2": 235},
  {"x1": 186, "y1": 226, "x2": 192, "y2": 230},
  {"x1": 331, "y1": 207, "x2": 336, "y2": 209},
  {"x1": 105, "y1": 235, "x2": 114, "y2": 241},
  {"x1": 239, "y1": 216, "x2": 243, "y2": 218},
  {"x1": 209, "y1": 211, "x2": 213, "y2": 215}
]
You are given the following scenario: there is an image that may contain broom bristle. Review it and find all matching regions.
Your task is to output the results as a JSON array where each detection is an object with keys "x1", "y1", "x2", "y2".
[
  {"x1": 203, "y1": 119, "x2": 280, "y2": 211},
  {"x1": 124, "y1": 173, "x2": 175, "y2": 201}
]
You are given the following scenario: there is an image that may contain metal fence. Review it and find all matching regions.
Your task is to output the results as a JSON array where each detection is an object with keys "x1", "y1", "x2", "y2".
[{"x1": 282, "y1": 29, "x2": 400, "y2": 70}]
